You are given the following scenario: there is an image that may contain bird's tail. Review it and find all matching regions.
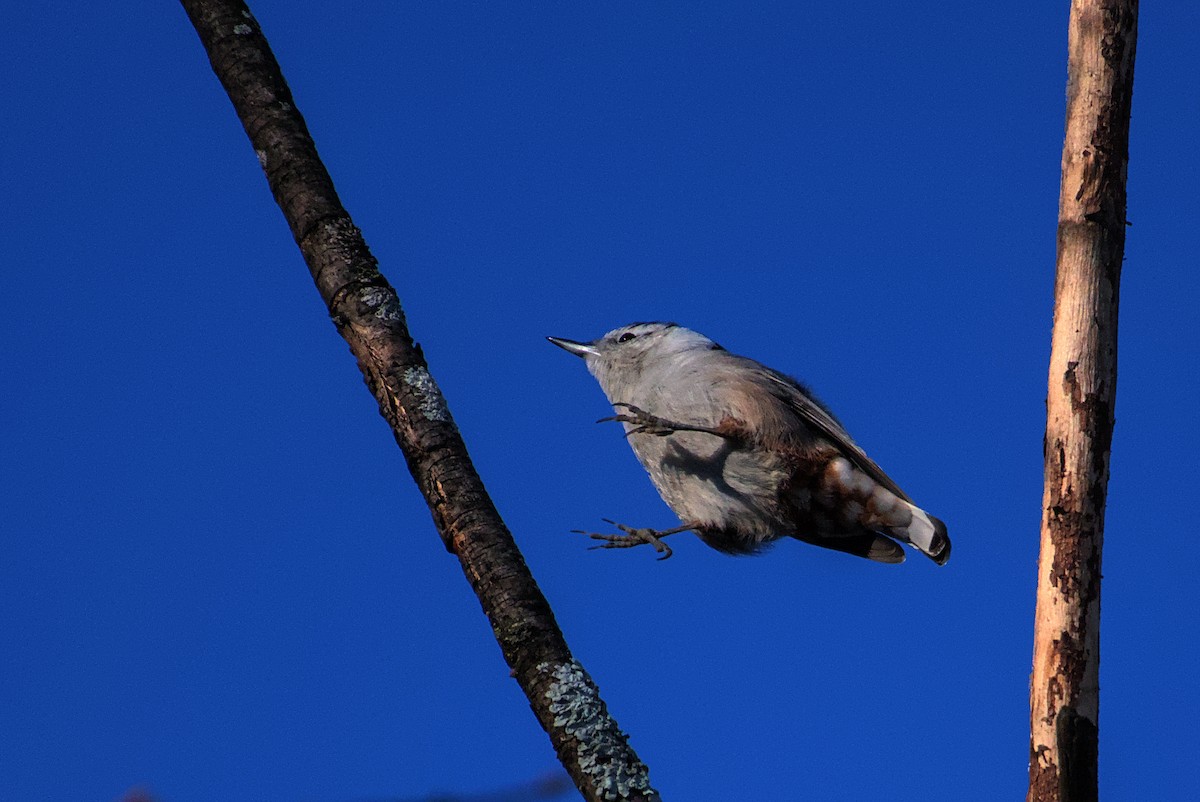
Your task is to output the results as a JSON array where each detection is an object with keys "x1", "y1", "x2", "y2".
[{"x1": 817, "y1": 457, "x2": 951, "y2": 565}]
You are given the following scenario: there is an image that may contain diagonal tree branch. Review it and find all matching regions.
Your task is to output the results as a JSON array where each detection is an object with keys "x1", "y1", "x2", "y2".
[
  {"x1": 1028, "y1": 2, "x2": 1137, "y2": 801},
  {"x1": 178, "y1": 3, "x2": 659, "y2": 800}
]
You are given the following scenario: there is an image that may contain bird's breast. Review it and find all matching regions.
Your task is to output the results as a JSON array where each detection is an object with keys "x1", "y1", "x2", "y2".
[{"x1": 627, "y1": 430, "x2": 792, "y2": 536}]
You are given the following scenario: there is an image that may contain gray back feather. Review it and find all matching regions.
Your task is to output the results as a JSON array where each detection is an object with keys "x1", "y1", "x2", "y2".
[{"x1": 730, "y1": 356, "x2": 914, "y2": 503}]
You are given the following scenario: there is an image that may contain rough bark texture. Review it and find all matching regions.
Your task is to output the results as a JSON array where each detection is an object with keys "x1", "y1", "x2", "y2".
[
  {"x1": 1028, "y1": 3, "x2": 1137, "y2": 801},
  {"x1": 178, "y1": 3, "x2": 659, "y2": 800}
]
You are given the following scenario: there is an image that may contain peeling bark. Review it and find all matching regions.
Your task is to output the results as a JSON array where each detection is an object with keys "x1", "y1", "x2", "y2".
[
  {"x1": 178, "y1": 3, "x2": 659, "y2": 800},
  {"x1": 1028, "y1": 2, "x2": 1137, "y2": 801}
]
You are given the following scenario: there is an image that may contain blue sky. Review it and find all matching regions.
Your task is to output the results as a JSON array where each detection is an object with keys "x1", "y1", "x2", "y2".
[{"x1": 3, "y1": 3, "x2": 1198, "y2": 800}]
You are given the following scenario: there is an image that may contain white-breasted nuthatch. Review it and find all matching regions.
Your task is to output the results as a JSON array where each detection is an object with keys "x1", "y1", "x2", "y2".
[{"x1": 549, "y1": 322, "x2": 950, "y2": 565}]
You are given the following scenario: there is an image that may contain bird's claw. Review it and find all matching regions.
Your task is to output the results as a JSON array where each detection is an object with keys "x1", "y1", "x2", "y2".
[
  {"x1": 596, "y1": 403, "x2": 681, "y2": 437},
  {"x1": 571, "y1": 518, "x2": 676, "y2": 561}
]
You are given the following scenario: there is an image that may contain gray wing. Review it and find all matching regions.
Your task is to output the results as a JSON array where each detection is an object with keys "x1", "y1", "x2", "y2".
[{"x1": 754, "y1": 365, "x2": 914, "y2": 503}]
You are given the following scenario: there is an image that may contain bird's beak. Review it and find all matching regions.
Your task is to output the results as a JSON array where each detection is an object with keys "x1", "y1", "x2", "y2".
[{"x1": 547, "y1": 336, "x2": 599, "y2": 358}]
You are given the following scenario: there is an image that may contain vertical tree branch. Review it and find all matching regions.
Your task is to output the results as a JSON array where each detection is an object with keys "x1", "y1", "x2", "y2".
[
  {"x1": 1028, "y1": 3, "x2": 1137, "y2": 801},
  {"x1": 177, "y1": 3, "x2": 659, "y2": 800}
]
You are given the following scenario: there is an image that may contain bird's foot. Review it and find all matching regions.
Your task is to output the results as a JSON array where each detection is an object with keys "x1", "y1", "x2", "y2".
[
  {"x1": 571, "y1": 519, "x2": 695, "y2": 561},
  {"x1": 597, "y1": 403, "x2": 725, "y2": 438}
]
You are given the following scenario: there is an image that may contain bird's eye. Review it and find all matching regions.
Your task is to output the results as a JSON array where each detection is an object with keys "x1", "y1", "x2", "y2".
[{"x1": 617, "y1": 332, "x2": 637, "y2": 343}]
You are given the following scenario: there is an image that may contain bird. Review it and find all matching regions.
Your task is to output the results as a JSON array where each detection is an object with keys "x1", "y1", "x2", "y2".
[{"x1": 548, "y1": 322, "x2": 950, "y2": 565}]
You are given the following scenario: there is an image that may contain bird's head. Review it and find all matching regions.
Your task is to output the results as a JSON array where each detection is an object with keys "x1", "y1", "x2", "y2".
[{"x1": 548, "y1": 322, "x2": 720, "y2": 398}]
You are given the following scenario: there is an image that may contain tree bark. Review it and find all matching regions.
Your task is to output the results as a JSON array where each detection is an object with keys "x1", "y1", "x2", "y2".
[
  {"x1": 178, "y1": 3, "x2": 660, "y2": 800},
  {"x1": 1028, "y1": 3, "x2": 1137, "y2": 801}
]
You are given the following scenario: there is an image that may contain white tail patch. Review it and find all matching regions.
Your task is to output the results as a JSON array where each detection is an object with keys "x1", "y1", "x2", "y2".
[
  {"x1": 905, "y1": 506, "x2": 938, "y2": 553},
  {"x1": 899, "y1": 504, "x2": 951, "y2": 565}
]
